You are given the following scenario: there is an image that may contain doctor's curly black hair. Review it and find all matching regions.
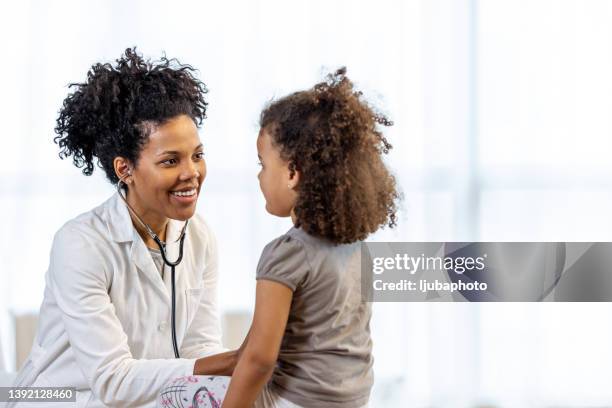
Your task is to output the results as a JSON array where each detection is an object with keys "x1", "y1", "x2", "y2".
[{"x1": 54, "y1": 47, "x2": 208, "y2": 184}]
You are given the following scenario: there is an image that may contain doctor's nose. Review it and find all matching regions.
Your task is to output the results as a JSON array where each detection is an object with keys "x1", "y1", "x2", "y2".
[{"x1": 179, "y1": 162, "x2": 201, "y2": 181}]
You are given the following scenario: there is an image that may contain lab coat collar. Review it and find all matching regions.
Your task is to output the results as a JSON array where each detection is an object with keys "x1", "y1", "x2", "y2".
[
  {"x1": 106, "y1": 192, "x2": 134, "y2": 243},
  {"x1": 106, "y1": 191, "x2": 185, "y2": 247},
  {"x1": 105, "y1": 192, "x2": 186, "y2": 301}
]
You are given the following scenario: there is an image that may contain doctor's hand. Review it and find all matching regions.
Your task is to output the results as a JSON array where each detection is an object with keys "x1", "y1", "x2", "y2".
[{"x1": 193, "y1": 349, "x2": 240, "y2": 376}]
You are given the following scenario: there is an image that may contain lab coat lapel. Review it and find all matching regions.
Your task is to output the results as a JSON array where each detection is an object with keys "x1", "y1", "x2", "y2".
[
  {"x1": 130, "y1": 218, "x2": 186, "y2": 304},
  {"x1": 106, "y1": 192, "x2": 135, "y2": 243},
  {"x1": 106, "y1": 193, "x2": 192, "y2": 348},
  {"x1": 130, "y1": 231, "x2": 171, "y2": 304},
  {"x1": 106, "y1": 191, "x2": 171, "y2": 303}
]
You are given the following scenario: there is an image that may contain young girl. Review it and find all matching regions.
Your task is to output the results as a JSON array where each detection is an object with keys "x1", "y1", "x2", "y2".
[{"x1": 158, "y1": 68, "x2": 398, "y2": 408}]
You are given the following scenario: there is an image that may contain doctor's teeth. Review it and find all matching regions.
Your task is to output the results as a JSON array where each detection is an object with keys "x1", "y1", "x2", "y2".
[{"x1": 171, "y1": 189, "x2": 196, "y2": 197}]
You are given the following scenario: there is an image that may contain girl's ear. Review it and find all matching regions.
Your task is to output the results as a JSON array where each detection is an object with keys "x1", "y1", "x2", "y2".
[{"x1": 287, "y1": 161, "x2": 300, "y2": 190}]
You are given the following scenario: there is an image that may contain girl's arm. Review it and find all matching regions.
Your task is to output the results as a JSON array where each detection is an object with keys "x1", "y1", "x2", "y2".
[{"x1": 222, "y1": 280, "x2": 293, "y2": 407}]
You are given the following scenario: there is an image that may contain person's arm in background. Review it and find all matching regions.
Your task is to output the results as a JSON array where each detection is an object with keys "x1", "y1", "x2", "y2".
[{"x1": 221, "y1": 281, "x2": 292, "y2": 408}]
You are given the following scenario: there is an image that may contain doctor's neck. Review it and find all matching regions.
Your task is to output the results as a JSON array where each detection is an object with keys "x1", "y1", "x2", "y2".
[{"x1": 124, "y1": 188, "x2": 169, "y2": 247}]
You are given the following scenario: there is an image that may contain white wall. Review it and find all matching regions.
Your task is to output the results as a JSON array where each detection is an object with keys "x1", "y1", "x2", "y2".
[{"x1": 1, "y1": 1, "x2": 612, "y2": 406}]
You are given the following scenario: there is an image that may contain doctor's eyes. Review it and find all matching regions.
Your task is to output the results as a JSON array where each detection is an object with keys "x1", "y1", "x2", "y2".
[
  {"x1": 160, "y1": 152, "x2": 205, "y2": 166},
  {"x1": 161, "y1": 158, "x2": 177, "y2": 166}
]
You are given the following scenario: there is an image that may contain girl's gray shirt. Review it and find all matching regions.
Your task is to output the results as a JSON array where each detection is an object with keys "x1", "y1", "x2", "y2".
[{"x1": 256, "y1": 227, "x2": 373, "y2": 408}]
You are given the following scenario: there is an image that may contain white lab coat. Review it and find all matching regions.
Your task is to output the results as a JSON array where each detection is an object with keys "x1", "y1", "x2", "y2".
[{"x1": 9, "y1": 192, "x2": 225, "y2": 407}]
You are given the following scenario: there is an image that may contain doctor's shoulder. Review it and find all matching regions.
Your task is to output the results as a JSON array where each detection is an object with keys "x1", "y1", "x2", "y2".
[{"x1": 48, "y1": 202, "x2": 114, "y2": 283}]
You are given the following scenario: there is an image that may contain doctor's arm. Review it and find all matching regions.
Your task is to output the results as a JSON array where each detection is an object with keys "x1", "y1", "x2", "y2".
[
  {"x1": 222, "y1": 280, "x2": 293, "y2": 408},
  {"x1": 49, "y1": 227, "x2": 202, "y2": 406},
  {"x1": 191, "y1": 331, "x2": 250, "y2": 375},
  {"x1": 191, "y1": 330, "x2": 251, "y2": 375},
  {"x1": 180, "y1": 258, "x2": 238, "y2": 375}
]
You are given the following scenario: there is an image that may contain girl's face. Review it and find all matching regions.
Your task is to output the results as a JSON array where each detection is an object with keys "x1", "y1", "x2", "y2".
[
  {"x1": 127, "y1": 114, "x2": 206, "y2": 222},
  {"x1": 257, "y1": 128, "x2": 298, "y2": 217}
]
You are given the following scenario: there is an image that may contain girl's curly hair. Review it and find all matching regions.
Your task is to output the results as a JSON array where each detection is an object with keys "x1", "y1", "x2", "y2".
[
  {"x1": 54, "y1": 47, "x2": 208, "y2": 184},
  {"x1": 260, "y1": 68, "x2": 399, "y2": 244}
]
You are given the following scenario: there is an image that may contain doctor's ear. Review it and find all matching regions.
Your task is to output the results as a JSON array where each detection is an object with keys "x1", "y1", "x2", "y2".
[{"x1": 113, "y1": 157, "x2": 134, "y2": 185}]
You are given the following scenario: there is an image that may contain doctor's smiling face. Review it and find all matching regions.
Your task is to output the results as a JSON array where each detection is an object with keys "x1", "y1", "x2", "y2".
[{"x1": 115, "y1": 114, "x2": 205, "y2": 231}]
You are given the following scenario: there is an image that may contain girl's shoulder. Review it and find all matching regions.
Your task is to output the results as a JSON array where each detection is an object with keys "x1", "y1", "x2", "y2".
[
  {"x1": 260, "y1": 228, "x2": 308, "y2": 260},
  {"x1": 259, "y1": 226, "x2": 354, "y2": 269},
  {"x1": 256, "y1": 228, "x2": 312, "y2": 291}
]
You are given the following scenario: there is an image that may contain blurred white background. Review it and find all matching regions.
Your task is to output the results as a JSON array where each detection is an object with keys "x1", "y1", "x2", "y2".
[{"x1": 1, "y1": 0, "x2": 612, "y2": 406}]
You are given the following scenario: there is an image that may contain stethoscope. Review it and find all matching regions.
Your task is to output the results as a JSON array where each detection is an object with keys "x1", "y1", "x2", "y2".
[{"x1": 117, "y1": 179, "x2": 188, "y2": 359}]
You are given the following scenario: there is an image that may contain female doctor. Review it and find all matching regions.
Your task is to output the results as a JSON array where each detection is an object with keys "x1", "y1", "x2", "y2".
[{"x1": 10, "y1": 49, "x2": 238, "y2": 407}]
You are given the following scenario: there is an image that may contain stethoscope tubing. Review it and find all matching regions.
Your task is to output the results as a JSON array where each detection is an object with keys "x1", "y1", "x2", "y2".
[{"x1": 117, "y1": 180, "x2": 188, "y2": 358}]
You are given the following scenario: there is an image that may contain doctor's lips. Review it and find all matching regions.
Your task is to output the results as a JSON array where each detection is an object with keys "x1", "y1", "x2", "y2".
[{"x1": 169, "y1": 186, "x2": 198, "y2": 203}]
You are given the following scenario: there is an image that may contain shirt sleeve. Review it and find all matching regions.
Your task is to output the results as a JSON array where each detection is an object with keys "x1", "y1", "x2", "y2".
[
  {"x1": 180, "y1": 217, "x2": 227, "y2": 358},
  {"x1": 256, "y1": 233, "x2": 310, "y2": 291},
  {"x1": 49, "y1": 225, "x2": 197, "y2": 407}
]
